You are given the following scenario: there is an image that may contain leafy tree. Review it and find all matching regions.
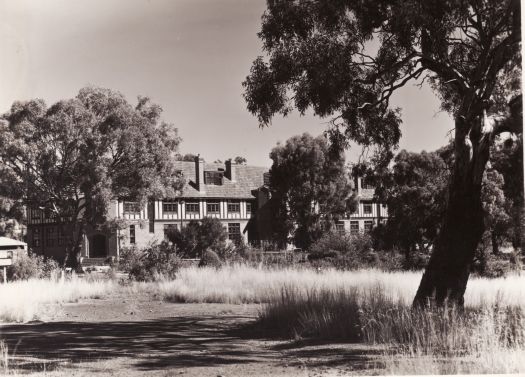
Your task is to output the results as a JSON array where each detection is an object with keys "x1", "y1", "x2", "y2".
[
  {"x1": 490, "y1": 136, "x2": 523, "y2": 249},
  {"x1": 0, "y1": 86, "x2": 184, "y2": 268},
  {"x1": 268, "y1": 133, "x2": 356, "y2": 249},
  {"x1": 243, "y1": 0, "x2": 521, "y2": 306},
  {"x1": 175, "y1": 153, "x2": 199, "y2": 162},
  {"x1": 166, "y1": 217, "x2": 228, "y2": 258},
  {"x1": 234, "y1": 156, "x2": 247, "y2": 164},
  {"x1": 481, "y1": 168, "x2": 510, "y2": 255},
  {"x1": 379, "y1": 150, "x2": 449, "y2": 263}
]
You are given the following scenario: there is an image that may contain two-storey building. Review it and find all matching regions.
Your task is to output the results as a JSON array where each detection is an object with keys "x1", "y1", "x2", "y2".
[
  {"x1": 335, "y1": 176, "x2": 388, "y2": 235},
  {"x1": 26, "y1": 156, "x2": 388, "y2": 263},
  {"x1": 27, "y1": 157, "x2": 267, "y2": 262}
]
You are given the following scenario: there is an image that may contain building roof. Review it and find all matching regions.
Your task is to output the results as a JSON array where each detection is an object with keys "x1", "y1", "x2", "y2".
[
  {"x1": 174, "y1": 161, "x2": 268, "y2": 199},
  {"x1": 0, "y1": 237, "x2": 27, "y2": 247}
]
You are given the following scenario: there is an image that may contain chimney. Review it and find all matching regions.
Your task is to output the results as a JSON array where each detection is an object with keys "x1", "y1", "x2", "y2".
[
  {"x1": 194, "y1": 155, "x2": 205, "y2": 193},
  {"x1": 225, "y1": 159, "x2": 236, "y2": 182}
]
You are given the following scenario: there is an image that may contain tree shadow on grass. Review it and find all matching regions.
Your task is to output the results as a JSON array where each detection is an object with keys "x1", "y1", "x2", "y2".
[
  {"x1": 1, "y1": 315, "x2": 382, "y2": 373},
  {"x1": 0, "y1": 316, "x2": 268, "y2": 371}
]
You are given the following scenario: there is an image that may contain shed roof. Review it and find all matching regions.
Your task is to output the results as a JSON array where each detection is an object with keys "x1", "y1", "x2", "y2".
[{"x1": 0, "y1": 237, "x2": 27, "y2": 247}]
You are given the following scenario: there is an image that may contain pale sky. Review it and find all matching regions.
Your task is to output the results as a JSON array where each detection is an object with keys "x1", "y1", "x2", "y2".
[{"x1": 0, "y1": 0, "x2": 454, "y2": 167}]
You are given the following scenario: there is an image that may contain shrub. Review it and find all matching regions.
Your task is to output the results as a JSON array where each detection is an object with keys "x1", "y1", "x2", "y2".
[
  {"x1": 166, "y1": 217, "x2": 228, "y2": 258},
  {"x1": 119, "y1": 241, "x2": 182, "y2": 281},
  {"x1": 472, "y1": 248, "x2": 521, "y2": 278},
  {"x1": 307, "y1": 231, "x2": 383, "y2": 270},
  {"x1": 198, "y1": 249, "x2": 223, "y2": 269},
  {"x1": 8, "y1": 253, "x2": 61, "y2": 281}
]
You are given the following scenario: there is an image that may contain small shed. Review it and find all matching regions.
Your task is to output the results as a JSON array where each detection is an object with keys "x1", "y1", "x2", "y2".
[{"x1": 0, "y1": 237, "x2": 27, "y2": 260}]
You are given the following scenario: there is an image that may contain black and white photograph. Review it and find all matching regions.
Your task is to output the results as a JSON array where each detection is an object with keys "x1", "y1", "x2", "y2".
[{"x1": 0, "y1": 0, "x2": 523, "y2": 375}]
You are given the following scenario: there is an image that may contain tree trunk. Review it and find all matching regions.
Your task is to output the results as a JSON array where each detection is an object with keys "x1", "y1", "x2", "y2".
[
  {"x1": 413, "y1": 117, "x2": 490, "y2": 307},
  {"x1": 491, "y1": 231, "x2": 500, "y2": 255},
  {"x1": 64, "y1": 221, "x2": 85, "y2": 271}
]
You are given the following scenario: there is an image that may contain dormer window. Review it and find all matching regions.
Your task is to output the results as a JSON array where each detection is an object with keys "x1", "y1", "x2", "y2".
[{"x1": 204, "y1": 171, "x2": 223, "y2": 185}]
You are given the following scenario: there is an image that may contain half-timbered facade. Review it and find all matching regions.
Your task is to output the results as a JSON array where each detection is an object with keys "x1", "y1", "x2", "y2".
[
  {"x1": 26, "y1": 156, "x2": 388, "y2": 263},
  {"x1": 335, "y1": 176, "x2": 388, "y2": 235},
  {"x1": 26, "y1": 157, "x2": 268, "y2": 262}
]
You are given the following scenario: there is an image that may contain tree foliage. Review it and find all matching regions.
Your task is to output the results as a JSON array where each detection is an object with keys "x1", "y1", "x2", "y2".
[
  {"x1": 234, "y1": 156, "x2": 247, "y2": 165},
  {"x1": 0, "y1": 86, "x2": 184, "y2": 266},
  {"x1": 268, "y1": 133, "x2": 356, "y2": 249},
  {"x1": 166, "y1": 217, "x2": 228, "y2": 258},
  {"x1": 379, "y1": 150, "x2": 449, "y2": 258},
  {"x1": 175, "y1": 153, "x2": 198, "y2": 162},
  {"x1": 243, "y1": 0, "x2": 521, "y2": 305}
]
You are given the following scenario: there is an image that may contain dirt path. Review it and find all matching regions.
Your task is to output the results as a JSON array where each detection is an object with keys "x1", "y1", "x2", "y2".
[{"x1": 0, "y1": 291, "x2": 384, "y2": 376}]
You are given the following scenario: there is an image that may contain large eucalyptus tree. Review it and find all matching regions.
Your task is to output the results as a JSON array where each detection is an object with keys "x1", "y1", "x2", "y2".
[
  {"x1": 243, "y1": 0, "x2": 522, "y2": 306},
  {"x1": 0, "y1": 87, "x2": 184, "y2": 268}
]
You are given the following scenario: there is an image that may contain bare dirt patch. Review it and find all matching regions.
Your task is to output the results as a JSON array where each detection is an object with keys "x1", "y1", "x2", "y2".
[{"x1": 0, "y1": 289, "x2": 384, "y2": 376}]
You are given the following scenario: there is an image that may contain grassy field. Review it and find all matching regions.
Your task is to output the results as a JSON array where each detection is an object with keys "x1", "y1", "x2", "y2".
[
  {"x1": 0, "y1": 276, "x2": 114, "y2": 323},
  {"x1": 1, "y1": 266, "x2": 524, "y2": 374},
  {"x1": 148, "y1": 266, "x2": 525, "y2": 374}
]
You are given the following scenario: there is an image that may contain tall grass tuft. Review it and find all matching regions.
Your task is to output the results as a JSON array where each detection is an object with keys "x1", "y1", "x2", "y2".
[
  {"x1": 0, "y1": 277, "x2": 114, "y2": 323},
  {"x1": 259, "y1": 281, "x2": 525, "y2": 374},
  {"x1": 0, "y1": 341, "x2": 7, "y2": 375}
]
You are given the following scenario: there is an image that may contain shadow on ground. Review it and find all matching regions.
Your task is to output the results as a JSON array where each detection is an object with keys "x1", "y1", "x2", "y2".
[{"x1": 0, "y1": 315, "x2": 381, "y2": 373}]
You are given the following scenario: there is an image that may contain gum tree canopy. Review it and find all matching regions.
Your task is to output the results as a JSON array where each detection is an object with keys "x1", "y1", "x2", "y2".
[
  {"x1": 0, "y1": 87, "x2": 184, "y2": 268},
  {"x1": 243, "y1": 0, "x2": 522, "y2": 306}
]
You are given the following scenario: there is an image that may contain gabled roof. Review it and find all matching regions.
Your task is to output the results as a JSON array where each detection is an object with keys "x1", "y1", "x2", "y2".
[{"x1": 173, "y1": 161, "x2": 268, "y2": 199}]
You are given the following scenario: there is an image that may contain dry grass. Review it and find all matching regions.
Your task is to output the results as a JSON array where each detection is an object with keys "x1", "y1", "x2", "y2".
[
  {"x1": 147, "y1": 265, "x2": 525, "y2": 374},
  {"x1": 0, "y1": 276, "x2": 114, "y2": 323},
  {"x1": 150, "y1": 265, "x2": 525, "y2": 307}
]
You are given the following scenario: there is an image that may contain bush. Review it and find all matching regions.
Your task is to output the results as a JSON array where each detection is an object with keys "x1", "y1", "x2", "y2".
[
  {"x1": 119, "y1": 241, "x2": 182, "y2": 281},
  {"x1": 166, "y1": 217, "x2": 228, "y2": 258},
  {"x1": 198, "y1": 249, "x2": 223, "y2": 269},
  {"x1": 308, "y1": 231, "x2": 372, "y2": 269},
  {"x1": 8, "y1": 253, "x2": 61, "y2": 281},
  {"x1": 307, "y1": 231, "x2": 405, "y2": 271},
  {"x1": 472, "y1": 247, "x2": 521, "y2": 278}
]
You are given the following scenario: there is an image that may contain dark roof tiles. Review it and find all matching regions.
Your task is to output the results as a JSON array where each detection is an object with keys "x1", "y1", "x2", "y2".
[{"x1": 174, "y1": 161, "x2": 267, "y2": 199}]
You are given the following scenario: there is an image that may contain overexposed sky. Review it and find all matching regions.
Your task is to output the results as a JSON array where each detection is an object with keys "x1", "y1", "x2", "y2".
[{"x1": 0, "y1": 0, "x2": 453, "y2": 167}]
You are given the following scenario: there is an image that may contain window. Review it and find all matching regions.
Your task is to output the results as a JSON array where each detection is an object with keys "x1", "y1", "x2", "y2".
[
  {"x1": 163, "y1": 224, "x2": 178, "y2": 238},
  {"x1": 31, "y1": 209, "x2": 41, "y2": 219},
  {"x1": 163, "y1": 200, "x2": 178, "y2": 213},
  {"x1": 364, "y1": 220, "x2": 374, "y2": 232},
  {"x1": 204, "y1": 171, "x2": 223, "y2": 185},
  {"x1": 336, "y1": 221, "x2": 345, "y2": 234},
  {"x1": 207, "y1": 201, "x2": 220, "y2": 214},
  {"x1": 129, "y1": 225, "x2": 136, "y2": 244},
  {"x1": 246, "y1": 202, "x2": 255, "y2": 215},
  {"x1": 46, "y1": 227, "x2": 56, "y2": 247},
  {"x1": 58, "y1": 227, "x2": 66, "y2": 246},
  {"x1": 33, "y1": 228, "x2": 41, "y2": 247},
  {"x1": 350, "y1": 221, "x2": 359, "y2": 235},
  {"x1": 263, "y1": 172, "x2": 271, "y2": 185},
  {"x1": 361, "y1": 177, "x2": 375, "y2": 190},
  {"x1": 123, "y1": 201, "x2": 141, "y2": 214},
  {"x1": 227, "y1": 200, "x2": 240, "y2": 213},
  {"x1": 185, "y1": 202, "x2": 200, "y2": 214},
  {"x1": 363, "y1": 203, "x2": 373, "y2": 214},
  {"x1": 228, "y1": 223, "x2": 241, "y2": 243}
]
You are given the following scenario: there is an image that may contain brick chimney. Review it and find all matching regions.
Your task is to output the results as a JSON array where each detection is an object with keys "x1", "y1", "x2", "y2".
[
  {"x1": 225, "y1": 159, "x2": 236, "y2": 182},
  {"x1": 194, "y1": 155, "x2": 206, "y2": 193}
]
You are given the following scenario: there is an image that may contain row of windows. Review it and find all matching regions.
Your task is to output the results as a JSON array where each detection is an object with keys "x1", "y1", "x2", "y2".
[
  {"x1": 127, "y1": 222, "x2": 243, "y2": 244},
  {"x1": 123, "y1": 200, "x2": 255, "y2": 215},
  {"x1": 32, "y1": 227, "x2": 68, "y2": 247},
  {"x1": 336, "y1": 220, "x2": 375, "y2": 235}
]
